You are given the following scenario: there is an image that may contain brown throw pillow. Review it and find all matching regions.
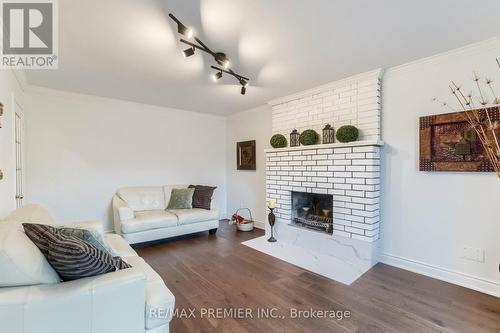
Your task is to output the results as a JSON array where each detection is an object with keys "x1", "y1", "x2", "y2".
[
  {"x1": 188, "y1": 185, "x2": 217, "y2": 210},
  {"x1": 23, "y1": 223, "x2": 131, "y2": 281}
]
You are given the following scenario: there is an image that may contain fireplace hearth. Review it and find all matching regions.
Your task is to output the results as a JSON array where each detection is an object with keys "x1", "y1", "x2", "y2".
[{"x1": 291, "y1": 191, "x2": 333, "y2": 234}]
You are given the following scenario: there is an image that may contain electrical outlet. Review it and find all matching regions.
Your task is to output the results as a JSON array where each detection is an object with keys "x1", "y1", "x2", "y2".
[{"x1": 461, "y1": 246, "x2": 485, "y2": 263}]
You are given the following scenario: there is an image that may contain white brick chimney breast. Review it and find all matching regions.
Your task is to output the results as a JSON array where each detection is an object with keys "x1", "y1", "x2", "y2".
[{"x1": 243, "y1": 69, "x2": 384, "y2": 285}]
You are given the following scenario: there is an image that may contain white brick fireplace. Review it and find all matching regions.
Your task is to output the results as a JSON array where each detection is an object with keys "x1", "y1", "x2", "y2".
[
  {"x1": 243, "y1": 69, "x2": 384, "y2": 285},
  {"x1": 266, "y1": 141, "x2": 382, "y2": 242}
]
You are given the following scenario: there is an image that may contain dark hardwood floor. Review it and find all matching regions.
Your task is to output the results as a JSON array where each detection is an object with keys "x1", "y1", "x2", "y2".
[{"x1": 136, "y1": 221, "x2": 500, "y2": 333}]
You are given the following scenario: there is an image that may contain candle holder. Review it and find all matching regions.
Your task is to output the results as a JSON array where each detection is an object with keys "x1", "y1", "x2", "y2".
[{"x1": 267, "y1": 207, "x2": 277, "y2": 242}]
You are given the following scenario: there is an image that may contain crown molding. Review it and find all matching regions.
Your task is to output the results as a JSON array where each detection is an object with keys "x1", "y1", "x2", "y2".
[
  {"x1": 24, "y1": 84, "x2": 227, "y2": 119},
  {"x1": 385, "y1": 35, "x2": 500, "y2": 76}
]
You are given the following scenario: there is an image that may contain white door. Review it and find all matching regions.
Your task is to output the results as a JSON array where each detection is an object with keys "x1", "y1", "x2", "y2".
[{"x1": 14, "y1": 100, "x2": 24, "y2": 207}]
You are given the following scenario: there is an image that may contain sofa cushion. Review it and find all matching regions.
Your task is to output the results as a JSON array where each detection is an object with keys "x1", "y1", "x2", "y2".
[
  {"x1": 0, "y1": 223, "x2": 60, "y2": 287},
  {"x1": 104, "y1": 233, "x2": 138, "y2": 258},
  {"x1": 167, "y1": 208, "x2": 219, "y2": 225},
  {"x1": 117, "y1": 187, "x2": 166, "y2": 211},
  {"x1": 23, "y1": 223, "x2": 131, "y2": 282},
  {"x1": 121, "y1": 210, "x2": 178, "y2": 234},
  {"x1": 123, "y1": 256, "x2": 175, "y2": 330}
]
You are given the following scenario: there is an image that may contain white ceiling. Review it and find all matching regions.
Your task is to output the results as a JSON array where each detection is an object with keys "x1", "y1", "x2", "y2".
[{"x1": 25, "y1": 0, "x2": 500, "y2": 115}]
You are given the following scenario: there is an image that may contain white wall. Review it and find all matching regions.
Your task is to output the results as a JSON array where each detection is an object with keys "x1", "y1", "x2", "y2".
[
  {"x1": 226, "y1": 105, "x2": 272, "y2": 228},
  {"x1": 24, "y1": 88, "x2": 227, "y2": 231},
  {"x1": 381, "y1": 37, "x2": 500, "y2": 296},
  {"x1": 0, "y1": 71, "x2": 25, "y2": 217}
]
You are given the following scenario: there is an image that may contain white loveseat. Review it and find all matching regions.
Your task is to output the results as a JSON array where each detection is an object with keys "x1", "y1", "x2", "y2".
[
  {"x1": 0, "y1": 205, "x2": 175, "y2": 333},
  {"x1": 113, "y1": 185, "x2": 219, "y2": 244}
]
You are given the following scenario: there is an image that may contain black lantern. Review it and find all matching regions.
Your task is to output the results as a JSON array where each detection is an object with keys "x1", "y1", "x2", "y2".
[
  {"x1": 322, "y1": 124, "x2": 335, "y2": 144},
  {"x1": 290, "y1": 129, "x2": 300, "y2": 147}
]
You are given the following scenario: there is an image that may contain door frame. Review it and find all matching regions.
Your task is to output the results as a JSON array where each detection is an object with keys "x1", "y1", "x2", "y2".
[{"x1": 12, "y1": 93, "x2": 25, "y2": 208}]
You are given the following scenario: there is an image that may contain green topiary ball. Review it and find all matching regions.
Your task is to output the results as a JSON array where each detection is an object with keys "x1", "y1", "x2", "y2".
[
  {"x1": 299, "y1": 129, "x2": 320, "y2": 146},
  {"x1": 270, "y1": 134, "x2": 288, "y2": 148},
  {"x1": 336, "y1": 125, "x2": 359, "y2": 143}
]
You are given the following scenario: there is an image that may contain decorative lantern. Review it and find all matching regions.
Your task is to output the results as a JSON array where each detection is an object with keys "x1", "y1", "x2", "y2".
[
  {"x1": 322, "y1": 124, "x2": 335, "y2": 144},
  {"x1": 290, "y1": 129, "x2": 300, "y2": 147}
]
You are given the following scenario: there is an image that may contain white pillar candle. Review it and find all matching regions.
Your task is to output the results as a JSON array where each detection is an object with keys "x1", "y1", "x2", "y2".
[{"x1": 268, "y1": 199, "x2": 275, "y2": 209}]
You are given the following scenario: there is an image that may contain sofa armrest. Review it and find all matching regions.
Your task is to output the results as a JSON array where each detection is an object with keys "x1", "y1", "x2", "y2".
[
  {"x1": 113, "y1": 195, "x2": 134, "y2": 235},
  {"x1": 0, "y1": 268, "x2": 146, "y2": 333},
  {"x1": 210, "y1": 198, "x2": 217, "y2": 211}
]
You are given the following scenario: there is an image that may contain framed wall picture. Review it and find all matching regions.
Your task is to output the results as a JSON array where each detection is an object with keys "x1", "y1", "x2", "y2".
[
  {"x1": 237, "y1": 140, "x2": 256, "y2": 170},
  {"x1": 419, "y1": 107, "x2": 499, "y2": 172}
]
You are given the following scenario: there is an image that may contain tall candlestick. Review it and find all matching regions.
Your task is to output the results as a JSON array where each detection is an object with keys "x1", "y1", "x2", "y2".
[{"x1": 267, "y1": 207, "x2": 277, "y2": 242}]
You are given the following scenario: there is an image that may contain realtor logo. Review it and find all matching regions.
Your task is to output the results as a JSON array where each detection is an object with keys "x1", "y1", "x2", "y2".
[{"x1": 1, "y1": 0, "x2": 58, "y2": 68}]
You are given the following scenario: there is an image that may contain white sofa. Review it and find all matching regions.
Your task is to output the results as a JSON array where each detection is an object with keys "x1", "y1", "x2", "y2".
[
  {"x1": 113, "y1": 185, "x2": 219, "y2": 244},
  {"x1": 0, "y1": 205, "x2": 175, "y2": 333}
]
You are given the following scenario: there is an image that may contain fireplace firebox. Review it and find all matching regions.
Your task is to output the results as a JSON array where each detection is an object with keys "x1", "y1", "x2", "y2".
[{"x1": 291, "y1": 191, "x2": 333, "y2": 234}]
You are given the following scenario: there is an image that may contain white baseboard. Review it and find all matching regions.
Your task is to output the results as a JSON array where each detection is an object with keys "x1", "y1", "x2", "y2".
[
  {"x1": 253, "y1": 221, "x2": 265, "y2": 230},
  {"x1": 222, "y1": 216, "x2": 265, "y2": 231},
  {"x1": 380, "y1": 253, "x2": 500, "y2": 298}
]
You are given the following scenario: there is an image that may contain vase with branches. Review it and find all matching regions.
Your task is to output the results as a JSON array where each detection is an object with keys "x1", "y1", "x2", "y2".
[{"x1": 434, "y1": 59, "x2": 500, "y2": 178}]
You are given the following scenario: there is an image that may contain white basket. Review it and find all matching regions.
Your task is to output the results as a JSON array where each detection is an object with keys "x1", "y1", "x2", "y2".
[
  {"x1": 231, "y1": 208, "x2": 255, "y2": 232},
  {"x1": 236, "y1": 222, "x2": 254, "y2": 232}
]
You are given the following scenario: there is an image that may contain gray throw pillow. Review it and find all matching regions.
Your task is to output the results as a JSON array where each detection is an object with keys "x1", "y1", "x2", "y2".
[
  {"x1": 23, "y1": 223, "x2": 131, "y2": 282},
  {"x1": 167, "y1": 188, "x2": 195, "y2": 209},
  {"x1": 58, "y1": 226, "x2": 117, "y2": 256}
]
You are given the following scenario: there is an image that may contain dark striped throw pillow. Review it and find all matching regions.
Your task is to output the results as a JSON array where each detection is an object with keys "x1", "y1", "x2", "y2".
[
  {"x1": 23, "y1": 223, "x2": 131, "y2": 281},
  {"x1": 188, "y1": 185, "x2": 217, "y2": 210}
]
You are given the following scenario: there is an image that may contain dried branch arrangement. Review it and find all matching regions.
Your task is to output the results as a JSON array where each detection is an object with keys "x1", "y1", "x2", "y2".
[{"x1": 434, "y1": 59, "x2": 500, "y2": 178}]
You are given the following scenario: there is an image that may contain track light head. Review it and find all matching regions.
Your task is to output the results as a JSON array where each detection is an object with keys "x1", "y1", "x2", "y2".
[
  {"x1": 178, "y1": 25, "x2": 193, "y2": 38},
  {"x1": 212, "y1": 71, "x2": 222, "y2": 82},
  {"x1": 214, "y1": 52, "x2": 229, "y2": 69},
  {"x1": 241, "y1": 86, "x2": 247, "y2": 95},
  {"x1": 183, "y1": 47, "x2": 195, "y2": 58},
  {"x1": 169, "y1": 13, "x2": 193, "y2": 39},
  {"x1": 239, "y1": 79, "x2": 249, "y2": 88}
]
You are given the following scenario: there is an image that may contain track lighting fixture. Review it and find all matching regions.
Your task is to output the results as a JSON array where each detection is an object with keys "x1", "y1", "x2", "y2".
[
  {"x1": 212, "y1": 71, "x2": 222, "y2": 82},
  {"x1": 183, "y1": 47, "x2": 195, "y2": 58},
  {"x1": 169, "y1": 13, "x2": 250, "y2": 95}
]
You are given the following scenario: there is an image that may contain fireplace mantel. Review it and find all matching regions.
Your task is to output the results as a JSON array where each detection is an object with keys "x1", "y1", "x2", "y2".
[{"x1": 264, "y1": 139, "x2": 384, "y2": 153}]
